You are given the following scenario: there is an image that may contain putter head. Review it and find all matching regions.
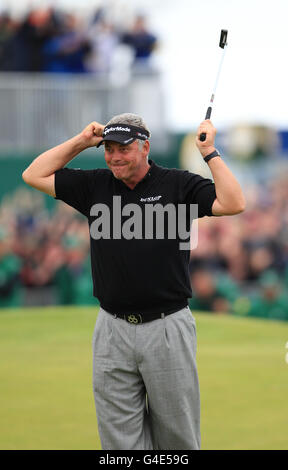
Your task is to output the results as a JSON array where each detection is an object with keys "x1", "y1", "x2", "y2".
[{"x1": 219, "y1": 29, "x2": 228, "y2": 48}]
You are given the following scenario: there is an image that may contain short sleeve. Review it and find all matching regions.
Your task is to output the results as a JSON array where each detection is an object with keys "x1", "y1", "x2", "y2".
[
  {"x1": 54, "y1": 167, "x2": 96, "y2": 217},
  {"x1": 179, "y1": 171, "x2": 216, "y2": 218}
]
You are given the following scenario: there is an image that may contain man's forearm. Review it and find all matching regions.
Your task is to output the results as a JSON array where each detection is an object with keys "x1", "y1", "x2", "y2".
[
  {"x1": 207, "y1": 156, "x2": 245, "y2": 215},
  {"x1": 195, "y1": 120, "x2": 245, "y2": 216},
  {"x1": 22, "y1": 134, "x2": 86, "y2": 179}
]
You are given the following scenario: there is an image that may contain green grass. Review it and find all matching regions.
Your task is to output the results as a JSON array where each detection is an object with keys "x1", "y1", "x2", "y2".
[{"x1": 0, "y1": 306, "x2": 287, "y2": 450}]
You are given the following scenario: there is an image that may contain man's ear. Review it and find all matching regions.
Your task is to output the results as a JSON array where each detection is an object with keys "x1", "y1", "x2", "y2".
[{"x1": 143, "y1": 140, "x2": 150, "y2": 156}]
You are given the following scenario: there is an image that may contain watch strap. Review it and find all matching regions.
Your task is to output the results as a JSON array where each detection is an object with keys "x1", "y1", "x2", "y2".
[{"x1": 204, "y1": 149, "x2": 220, "y2": 163}]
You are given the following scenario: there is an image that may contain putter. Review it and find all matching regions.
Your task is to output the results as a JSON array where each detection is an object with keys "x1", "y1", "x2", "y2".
[{"x1": 199, "y1": 29, "x2": 228, "y2": 142}]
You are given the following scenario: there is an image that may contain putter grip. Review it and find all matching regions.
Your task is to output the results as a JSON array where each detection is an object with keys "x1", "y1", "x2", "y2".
[{"x1": 199, "y1": 107, "x2": 212, "y2": 142}]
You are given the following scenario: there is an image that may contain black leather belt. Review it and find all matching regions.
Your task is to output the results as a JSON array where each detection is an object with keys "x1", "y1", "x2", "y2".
[{"x1": 105, "y1": 305, "x2": 188, "y2": 324}]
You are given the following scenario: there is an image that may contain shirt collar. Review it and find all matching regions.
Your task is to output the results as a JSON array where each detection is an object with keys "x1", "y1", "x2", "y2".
[{"x1": 114, "y1": 159, "x2": 159, "y2": 190}]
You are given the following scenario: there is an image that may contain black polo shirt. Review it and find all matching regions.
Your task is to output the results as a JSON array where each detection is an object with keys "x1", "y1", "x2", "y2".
[{"x1": 54, "y1": 159, "x2": 216, "y2": 315}]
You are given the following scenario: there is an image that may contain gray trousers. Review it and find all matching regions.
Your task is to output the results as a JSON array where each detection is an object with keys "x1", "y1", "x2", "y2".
[{"x1": 92, "y1": 306, "x2": 201, "y2": 450}]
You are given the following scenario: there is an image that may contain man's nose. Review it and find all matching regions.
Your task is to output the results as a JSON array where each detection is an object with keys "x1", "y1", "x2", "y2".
[{"x1": 110, "y1": 152, "x2": 123, "y2": 162}]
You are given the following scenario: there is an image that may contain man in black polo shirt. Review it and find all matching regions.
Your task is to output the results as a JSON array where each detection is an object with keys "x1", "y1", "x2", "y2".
[{"x1": 22, "y1": 113, "x2": 245, "y2": 450}]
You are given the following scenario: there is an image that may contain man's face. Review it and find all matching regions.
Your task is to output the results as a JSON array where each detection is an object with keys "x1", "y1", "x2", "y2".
[{"x1": 104, "y1": 140, "x2": 149, "y2": 183}]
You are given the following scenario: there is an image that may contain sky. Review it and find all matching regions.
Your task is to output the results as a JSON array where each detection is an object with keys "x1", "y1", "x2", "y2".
[{"x1": 1, "y1": 0, "x2": 288, "y2": 132}]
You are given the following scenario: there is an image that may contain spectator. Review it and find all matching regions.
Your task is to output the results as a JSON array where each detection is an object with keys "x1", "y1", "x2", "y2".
[
  {"x1": 42, "y1": 13, "x2": 91, "y2": 73},
  {"x1": 0, "y1": 226, "x2": 23, "y2": 307},
  {"x1": 0, "y1": 12, "x2": 17, "y2": 70},
  {"x1": 247, "y1": 270, "x2": 288, "y2": 321},
  {"x1": 7, "y1": 8, "x2": 56, "y2": 71},
  {"x1": 189, "y1": 269, "x2": 231, "y2": 314},
  {"x1": 121, "y1": 15, "x2": 157, "y2": 65},
  {"x1": 85, "y1": 10, "x2": 119, "y2": 75}
]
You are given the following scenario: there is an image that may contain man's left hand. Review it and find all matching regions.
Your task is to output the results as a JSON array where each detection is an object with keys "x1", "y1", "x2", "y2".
[{"x1": 196, "y1": 120, "x2": 217, "y2": 158}]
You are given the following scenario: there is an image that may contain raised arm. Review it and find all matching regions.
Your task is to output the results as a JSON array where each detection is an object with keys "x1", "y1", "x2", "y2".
[
  {"x1": 22, "y1": 122, "x2": 104, "y2": 197},
  {"x1": 196, "y1": 120, "x2": 245, "y2": 216}
]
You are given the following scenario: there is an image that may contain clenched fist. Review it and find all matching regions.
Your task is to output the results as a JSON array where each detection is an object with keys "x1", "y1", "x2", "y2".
[
  {"x1": 196, "y1": 120, "x2": 217, "y2": 158},
  {"x1": 80, "y1": 121, "x2": 105, "y2": 148}
]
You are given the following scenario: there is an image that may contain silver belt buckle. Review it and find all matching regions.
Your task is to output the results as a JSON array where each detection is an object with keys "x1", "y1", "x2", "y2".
[{"x1": 126, "y1": 314, "x2": 142, "y2": 324}]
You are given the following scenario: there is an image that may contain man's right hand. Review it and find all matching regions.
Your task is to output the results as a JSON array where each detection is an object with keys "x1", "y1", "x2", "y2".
[{"x1": 80, "y1": 121, "x2": 105, "y2": 148}]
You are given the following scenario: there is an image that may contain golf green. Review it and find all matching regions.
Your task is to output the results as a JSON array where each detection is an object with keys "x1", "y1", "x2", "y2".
[{"x1": 0, "y1": 306, "x2": 287, "y2": 450}]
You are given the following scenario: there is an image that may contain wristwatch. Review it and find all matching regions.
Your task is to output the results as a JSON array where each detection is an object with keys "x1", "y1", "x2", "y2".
[{"x1": 203, "y1": 149, "x2": 221, "y2": 163}]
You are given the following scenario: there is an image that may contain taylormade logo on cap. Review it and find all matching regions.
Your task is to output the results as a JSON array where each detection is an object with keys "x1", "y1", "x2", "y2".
[{"x1": 104, "y1": 126, "x2": 131, "y2": 135}]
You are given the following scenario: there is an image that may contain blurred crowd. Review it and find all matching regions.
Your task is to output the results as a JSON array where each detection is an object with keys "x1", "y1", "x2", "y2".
[
  {"x1": 189, "y1": 174, "x2": 288, "y2": 321},
  {"x1": 0, "y1": 7, "x2": 158, "y2": 74},
  {"x1": 0, "y1": 187, "x2": 96, "y2": 308},
  {"x1": 0, "y1": 173, "x2": 288, "y2": 322}
]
